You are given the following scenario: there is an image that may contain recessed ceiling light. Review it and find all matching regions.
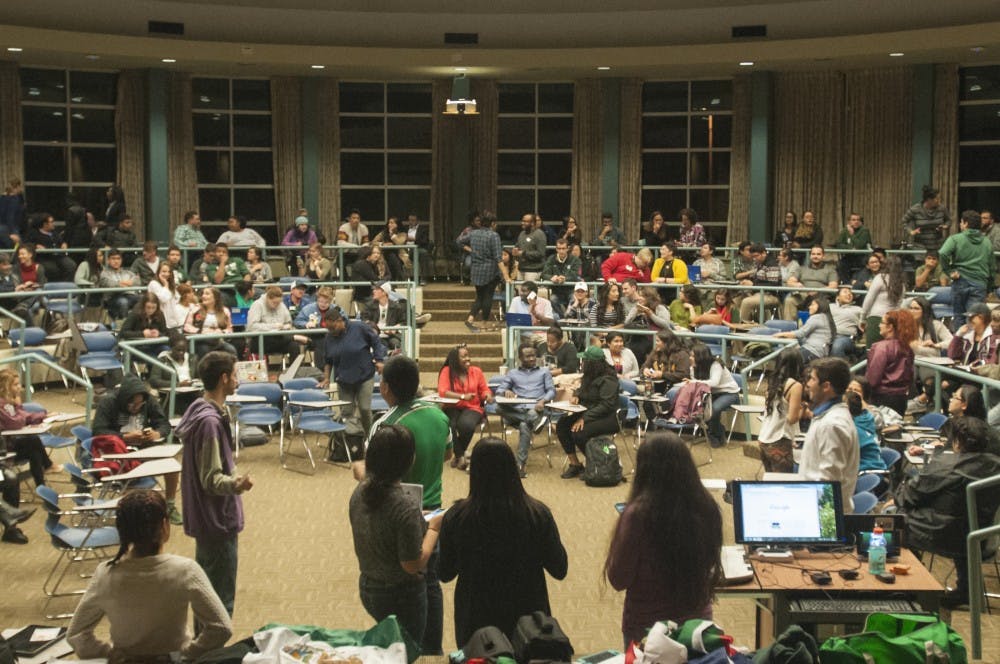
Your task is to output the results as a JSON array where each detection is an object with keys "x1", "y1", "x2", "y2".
[
  {"x1": 739, "y1": 61, "x2": 754, "y2": 66},
  {"x1": 7, "y1": 47, "x2": 22, "y2": 53},
  {"x1": 161, "y1": 58, "x2": 176, "y2": 63},
  {"x1": 454, "y1": 67, "x2": 468, "y2": 72},
  {"x1": 597, "y1": 66, "x2": 611, "y2": 71},
  {"x1": 85, "y1": 54, "x2": 100, "y2": 60},
  {"x1": 889, "y1": 52, "x2": 904, "y2": 57},
  {"x1": 971, "y1": 46, "x2": 985, "y2": 53},
  {"x1": 311, "y1": 64, "x2": 325, "y2": 69}
]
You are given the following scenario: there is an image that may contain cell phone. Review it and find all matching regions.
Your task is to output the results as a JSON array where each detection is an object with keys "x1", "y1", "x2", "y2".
[
  {"x1": 424, "y1": 508, "x2": 447, "y2": 522},
  {"x1": 614, "y1": 502, "x2": 626, "y2": 514},
  {"x1": 527, "y1": 292, "x2": 537, "y2": 301}
]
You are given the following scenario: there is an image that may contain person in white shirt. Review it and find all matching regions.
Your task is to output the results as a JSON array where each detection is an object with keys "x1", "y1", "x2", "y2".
[
  {"x1": 148, "y1": 261, "x2": 188, "y2": 332},
  {"x1": 338, "y1": 209, "x2": 370, "y2": 246},
  {"x1": 217, "y1": 215, "x2": 266, "y2": 248},
  {"x1": 508, "y1": 281, "x2": 554, "y2": 344},
  {"x1": 690, "y1": 342, "x2": 741, "y2": 447},
  {"x1": 246, "y1": 285, "x2": 301, "y2": 360}
]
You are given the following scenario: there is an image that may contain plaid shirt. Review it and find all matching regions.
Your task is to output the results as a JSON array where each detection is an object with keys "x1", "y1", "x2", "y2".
[{"x1": 467, "y1": 227, "x2": 502, "y2": 286}]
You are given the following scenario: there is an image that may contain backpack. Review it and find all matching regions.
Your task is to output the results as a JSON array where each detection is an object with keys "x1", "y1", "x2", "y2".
[
  {"x1": 460, "y1": 626, "x2": 516, "y2": 664},
  {"x1": 239, "y1": 426, "x2": 268, "y2": 447},
  {"x1": 88, "y1": 434, "x2": 141, "y2": 475},
  {"x1": 670, "y1": 381, "x2": 712, "y2": 424},
  {"x1": 583, "y1": 436, "x2": 623, "y2": 487},
  {"x1": 511, "y1": 612, "x2": 573, "y2": 664}
]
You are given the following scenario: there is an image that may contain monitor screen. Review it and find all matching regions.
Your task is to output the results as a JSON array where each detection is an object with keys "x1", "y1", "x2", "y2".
[{"x1": 733, "y1": 481, "x2": 846, "y2": 547}]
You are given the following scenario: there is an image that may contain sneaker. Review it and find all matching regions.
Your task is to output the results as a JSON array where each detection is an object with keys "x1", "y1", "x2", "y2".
[
  {"x1": 464, "y1": 322, "x2": 480, "y2": 333},
  {"x1": 167, "y1": 504, "x2": 183, "y2": 526},
  {"x1": 450, "y1": 456, "x2": 461, "y2": 468},
  {"x1": 518, "y1": 464, "x2": 527, "y2": 478},
  {"x1": 457, "y1": 456, "x2": 469, "y2": 471},
  {"x1": 2, "y1": 526, "x2": 28, "y2": 544},
  {"x1": 415, "y1": 313, "x2": 432, "y2": 326},
  {"x1": 560, "y1": 464, "x2": 584, "y2": 480},
  {"x1": 533, "y1": 415, "x2": 549, "y2": 433}
]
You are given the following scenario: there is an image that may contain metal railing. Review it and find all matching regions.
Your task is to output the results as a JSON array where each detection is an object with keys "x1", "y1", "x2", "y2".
[
  {"x1": 0, "y1": 352, "x2": 94, "y2": 426},
  {"x1": 914, "y1": 358, "x2": 1000, "y2": 414},
  {"x1": 966, "y1": 473, "x2": 1000, "y2": 659}
]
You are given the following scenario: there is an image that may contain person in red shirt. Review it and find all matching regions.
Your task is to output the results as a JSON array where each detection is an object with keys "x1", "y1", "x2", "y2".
[
  {"x1": 600, "y1": 248, "x2": 653, "y2": 284},
  {"x1": 437, "y1": 345, "x2": 494, "y2": 470}
]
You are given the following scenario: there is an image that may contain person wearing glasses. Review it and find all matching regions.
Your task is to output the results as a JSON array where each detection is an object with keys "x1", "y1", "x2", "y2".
[{"x1": 438, "y1": 345, "x2": 494, "y2": 471}]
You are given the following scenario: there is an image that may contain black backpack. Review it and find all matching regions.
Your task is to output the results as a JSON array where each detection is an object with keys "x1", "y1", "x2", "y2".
[
  {"x1": 583, "y1": 436, "x2": 623, "y2": 487},
  {"x1": 511, "y1": 612, "x2": 573, "y2": 664},
  {"x1": 460, "y1": 626, "x2": 515, "y2": 663}
]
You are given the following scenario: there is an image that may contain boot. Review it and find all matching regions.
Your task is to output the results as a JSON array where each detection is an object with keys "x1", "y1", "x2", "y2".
[
  {"x1": 0, "y1": 499, "x2": 36, "y2": 529},
  {"x1": 2, "y1": 526, "x2": 28, "y2": 544}
]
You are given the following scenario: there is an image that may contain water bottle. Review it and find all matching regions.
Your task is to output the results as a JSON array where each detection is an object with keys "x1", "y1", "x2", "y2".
[{"x1": 868, "y1": 525, "x2": 887, "y2": 575}]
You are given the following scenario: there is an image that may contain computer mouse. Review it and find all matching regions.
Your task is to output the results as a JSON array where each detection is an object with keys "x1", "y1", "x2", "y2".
[
  {"x1": 810, "y1": 571, "x2": 832, "y2": 585},
  {"x1": 838, "y1": 569, "x2": 860, "y2": 580},
  {"x1": 876, "y1": 572, "x2": 896, "y2": 584}
]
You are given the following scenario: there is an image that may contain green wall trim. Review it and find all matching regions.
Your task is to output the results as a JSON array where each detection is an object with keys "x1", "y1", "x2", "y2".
[
  {"x1": 911, "y1": 65, "x2": 935, "y2": 204},
  {"x1": 748, "y1": 71, "x2": 772, "y2": 243},
  {"x1": 301, "y1": 79, "x2": 320, "y2": 228},
  {"x1": 146, "y1": 68, "x2": 169, "y2": 242},
  {"x1": 601, "y1": 79, "x2": 621, "y2": 227}
]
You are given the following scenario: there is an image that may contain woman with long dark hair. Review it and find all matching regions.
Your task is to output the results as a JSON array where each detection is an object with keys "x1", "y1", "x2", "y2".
[
  {"x1": 791, "y1": 209, "x2": 823, "y2": 248},
  {"x1": 860, "y1": 254, "x2": 905, "y2": 346},
  {"x1": 439, "y1": 437, "x2": 567, "y2": 646},
  {"x1": 692, "y1": 288, "x2": 735, "y2": 327},
  {"x1": 774, "y1": 210, "x2": 797, "y2": 248},
  {"x1": 67, "y1": 489, "x2": 231, "y2": 660},
  {"x1": 74, "y1": 245, "x2": 105, "y2": 308},
  {"x1": 557, "y1": 345, "x2": 622, "y2": 479},
  {"x1": 775, "y1": 296, "x2": 836, "y2": 363},
  {"x1": 603, "y1": 331, "x2": 640, "y2": 380},
  {"x1": 605, "y1": 433, "x2": 722, "y2": 646},
  {"x1": 438, "y1": 345, "x2": 493, "y2": 470},
  {"x1": 691, "y1": 341, "x2": 742, "y2": 447},
  {"x1": 589, "y1": 282, "x2": 625, "y2": 328},
  {"x1": 350, "y1": 425, "x2": 443, "y2": 646},
  {"x1": 757, "y1": 346, "x2": 804, "y2": 472},
  {"x1": 183, "y1": 287, "x2": 238, "y2": 359},
  {"x1": 104, "y1": 184, "x2": 127, "y2": 227},
  {"x1": 866, "y1": 309, "x2": 916, "y2": 416},
  {"x1": 908, "y1": 297, "x2": 953, "y2": 405},
  {"x1": 119, "y1": 292, "x2": 169, "y2": 346},
  {"x1": 642, "y1": 328, "x2": 690, "y2": 389}
]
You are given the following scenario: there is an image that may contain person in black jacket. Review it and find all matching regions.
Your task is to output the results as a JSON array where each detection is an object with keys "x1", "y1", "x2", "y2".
[
  {"x1": 26, "y1": 212, "x2": 76, "y2": 281},
  {"x1": 439, "y1": 437, "x2": 567, "y2": 647},
  {"x1": 119, "y1": 292, "x2": 171, "y2": 352},
  {"x1": 556, "y1": 345, "x2": 623, "y2": 479},
  {"x1": 104, "y1": 184, "x2": 126, "y2": 227},
  {"x1": 350, "y1": 245, "x2": 382, "y2": 303}
]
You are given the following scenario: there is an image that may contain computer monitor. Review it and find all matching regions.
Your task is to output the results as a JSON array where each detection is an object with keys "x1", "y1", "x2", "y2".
[{"x1": 732, "y1": 480, "x2": 847, "y2": 552}]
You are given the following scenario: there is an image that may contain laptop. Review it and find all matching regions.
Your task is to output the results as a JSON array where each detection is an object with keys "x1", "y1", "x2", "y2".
[
  {"x1": 230, "y1": 307, "x2": 248, "y2": 327},
  {"x1": 277, "y1": 354, "x2": 305, "y2": 385},
  {"x1": 505, "y1": 312, "x2": 533, "y2": 328}
]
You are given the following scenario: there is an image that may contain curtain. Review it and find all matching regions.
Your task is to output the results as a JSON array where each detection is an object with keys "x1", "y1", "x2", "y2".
[
  {"x1": 115, "y1": 70, "x2": 146, "y2": 240},
  {"x1": 618, "y1": 78, "x2": 643, "y2": 243},
  {"x1": 571, "y1": 79, "x2": 603, "y2": 239},
  {"x1": 772, "y1": 72, "x2": 845, "y2": 244},
  {"x1": 726, "y1": 74, "x2": 752, "y2": 246},
  {"x1": 0, "y1": 62, "x2": 23, "y2": 195},
  {"x1": 843, "y1": 68, "x2": 913, "y2": 248},
  {"x1": 270, "y1": 77, "x2": 304, "y2": 235},
  {"x1": 932, "y1": 64, "x2": 960, "y2": 219},
  {"x1": 316, "y1": 78, "x2": 340, "y2": 242},
  {"x1": 166, "y1": 72, "x2": 198, "y2": 236},
  {"x1": 469, "y1": 79, "x2": 498, "y2": 216}
]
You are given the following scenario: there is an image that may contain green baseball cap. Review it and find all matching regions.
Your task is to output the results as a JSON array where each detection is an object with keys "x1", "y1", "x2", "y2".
[{"x1": 578, "y1": 345, "x2": 605, "y2": 361}]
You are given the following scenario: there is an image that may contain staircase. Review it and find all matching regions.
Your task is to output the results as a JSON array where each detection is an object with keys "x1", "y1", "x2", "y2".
[{"x1": 418, "y1": 284, "x2": 504, "y2": 386}]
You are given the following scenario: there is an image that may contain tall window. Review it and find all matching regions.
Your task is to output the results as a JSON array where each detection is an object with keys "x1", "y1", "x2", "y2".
[
  {"x1": 192, "y1": 77, "x2": 275, "y2": 241},
  {"x1": 20, "y1": 68, "x2": 118, "y2": 221},
  {"x1": 339, "y1": 82, "x2": 433, "y2": 227},
  {"x1": 496, "y1": 82, "x2": 573, "y2": 240},
  {"x1": 958, "y1": 65, "x2": 1000, "y2": 215},
  {"x1": 641, "y1": 80, "x2": 732, "y2": 244}
]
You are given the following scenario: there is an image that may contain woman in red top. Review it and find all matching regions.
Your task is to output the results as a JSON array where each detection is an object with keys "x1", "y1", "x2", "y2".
[
  {"x1": 438, "y1": 345, "x2": 493, "y2": 471},
  {"x1": 865, "y1": 309, "x2": 916, "y2": 417},
  {"x1": 0, "y1": 369, "x2": 56, "y2": 489},
  {"x1": 692, "y1": 289, "x2": 735, "y2": 327}
]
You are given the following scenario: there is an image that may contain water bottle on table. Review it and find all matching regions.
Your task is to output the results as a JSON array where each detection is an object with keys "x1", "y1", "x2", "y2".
[{"x1": 868, "y1": 525, "x2": 887, "y2": 575}]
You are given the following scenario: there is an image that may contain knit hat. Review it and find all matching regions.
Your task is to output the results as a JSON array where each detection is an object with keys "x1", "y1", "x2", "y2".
[{"x1": 295, "y1": 215, "x2": 309, "y2": 227}]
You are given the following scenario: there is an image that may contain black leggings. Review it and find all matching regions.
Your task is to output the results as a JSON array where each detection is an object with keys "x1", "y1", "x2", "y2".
[
  {"x1": 556, "y1": 412, "x2": 621, "y2": 456},
  {"x1": 10, "y1": 435, "x2": 51, "y2": 487},
  {"x1": 469, "y1": 280, "x2": 498, "y2": 322},
  {"x1": 872, "y1": 393, "x2": 908, "y2": 418},
  {"x1": 445, "y1": 407, "x2": 484, "y2": 458}
]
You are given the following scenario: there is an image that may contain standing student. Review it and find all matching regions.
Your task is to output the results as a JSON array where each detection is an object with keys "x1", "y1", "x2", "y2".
[
  {"x1": 866, "y1": 309, "x2": 916, "y2": 417},
  {"x1": 860, "y1": 255, "x2": 905, "y2": 347},
  {"x1": 176, "y1": 352, "x2": 253, "y2": 617},
  {"x1": 463, "y1": 213, "x2": 503, "y2": 332},
  {"x1": 757, "y1": 347, "x2": 805, "y2": 473},
  {"x1": 939, "y1": 209, "x2": 996, "y2": 329},
  {"x1": 800, "y1": 357, "x2": 859, "y2": 512}
]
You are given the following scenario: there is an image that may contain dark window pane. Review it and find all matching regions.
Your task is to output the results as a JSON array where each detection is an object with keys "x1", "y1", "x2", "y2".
[
  {"x1": 69, "y1": 71, "x2": 117, "y2": 106},
  {"x1": 642, "y1": 153, "x2": 687, "y2": 185},
  {"x1": 388, "y1": 189, "x2": 430, "y2": 221},
  {"x1": 498, "y1": 118, "x2": 535, "y2": 149},
  {"x1": 25, "y1": 185, "x2": 69, "y2": 220},
  {"x1": 959, "y1": 186, "x2": 1000, "y2": 214},
  {"x1": 232, "y1": 80, "x2": 270, "y2": 111},
  {"x1": 642, "y1": 190, "x2": 687, "y2": 224},
  {"x1": 960, "y1": 66, "x2": 1000, "y2": 101},
  {"x1": 233, "y1": 152, "x2": 273, "y2": 185},
  {"x1": 538, "y1": 117, "x2": 572, "y2": 149},
  {"x1": 193, "y1": 78, "x2": 230, "y2": 109},
  {"x1": 959, "y1": 146, "x2": 1000, "y2": 182},
  {"x1": 341, "y1": 153, "x2": 385, "y2": 185},
  {"x1": 642, "y1": 82, "x2": 688, "y2": 113},
  {"x1": 959, "y1": 104, "x2": 1000, "y2": 142},
  {"x1": 690, "y1": 80, "x2": 732, "y2": 111},
  {"x1": 538, "y1": 154, "x2": 571, "y2": 185},
  {"x1": 498, "y1": 153, "x2": 535, "y2": 185},
  {"x1": 71, "y1": 147, "x2": 116, "y2": 183},
  {"x1": 341, "y1": 116, "x2": 384, "y2": 149},
  {"x1": 538, "y1": 83, "x2": 574, "y2": 114},
  {"x1": 498, "y1": 84, "x2": 535, "y2": 114},
  {"x1": 689, "y1": 189, "x2": 730, "y2": 222},
  {"x1": 23, "y1": 106, "x2": 68, "y2": 142},
  {"x1": 71, "y1": 109, "x2": 115, "y2": 143},
  {"x1": 388, "y1": 153, "x2": 431, "y2": 185},
  {"x1": 689, "y1": 152, "x2": 730, "y2": 185},
  {"x1": 387, "y1": 83, "x2": 432, "y2": 114},
  {"x1": 341, "y1": 189, "x2": 385, "y2": 222},
  {"x1": 690, "y1": 114, "x2": 732, "y2": 148},
  {"x1": 643, "y1": 116, "x2": 688, "y2": 149},
  {"x1": 340, "y1": 83, "x2": 384, "y2": 113},
  {"x1": 193, "y1": 113, "x2": 230, "y2": 147},
  {"x1": 233, "y1": 115, "x2": 271, "y2": 147},
  {"x1": 73, "y1": 186, "x2": 111, "y2": 221},
  {"x1": 196, "y1": 151, "x2": 231, "y2": 184},
  {"x1": 198, "y1": 188, "x2": 230, "y2": 221},
  {"x1": 537, "y1": 189, "x2": 571, "y2": 222},
  {"x1": 25, "y1": 146, "x2": 68, "y2": 182},
  {"x1": 234, "y1": 188, "x2": 275, "y2": 220},
  {"x1": 497, "y1": 189, "x2": 534, "y2": 222},
  {"x1": 21, "y1": 68, "x2": 65, "y2": 103},
  {"x1": 387, "y1": 117, "x2": 431, "y2": 149}
]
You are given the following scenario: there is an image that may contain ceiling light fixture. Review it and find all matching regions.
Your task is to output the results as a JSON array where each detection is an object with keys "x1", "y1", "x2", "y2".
[
  {"x1": 443, "y1": 73, "x2": 478, "y2": 115},
  {"x1": 454, "y1": 67, "x2": 468, "y2": 72},
  {"x1": 739, "y1": 61, "x2": 754, "y2": 66},
  {"x1": 597, "y1": 66, "x2": 611, "y2": 71},
  {"x1": 889, "y1": 52, "x2": 904, "y2": 57},
  {"x1": 161, "y1": 58, "x2": 176, "y2": 63},
  {"x1": 310, "y1": 65, "x2": 325, "y2": 69},
  {"x1": 7, "y1": 47, "x2": 22, "y2": 53},
  {"x1": 85, "y1": 54, "x2": 100, "y2": 60},
  {"x1": 971, "y1": 46, "x2": 985, "y2": 53}
]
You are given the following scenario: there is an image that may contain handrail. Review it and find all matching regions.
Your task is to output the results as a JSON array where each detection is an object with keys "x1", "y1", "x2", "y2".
[
  {"x1": 914, "y1": 358, "x2": 1000, "y2": 414},
  {"x1": 0, "y1": 305, "x2": 28, "y2": 355},
  {"x1": 0, "y1": 352, "x2": 94, "y2": 426},
  {"x1": 965, "y1": 473, "x2": 1000, "y2": 659}
]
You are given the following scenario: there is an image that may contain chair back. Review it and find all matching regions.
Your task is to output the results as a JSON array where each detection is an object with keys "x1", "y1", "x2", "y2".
[
  {"x1": 43, "y1": 281, "x2": 79, "y2": 293},
  {"x1": 71, "y1": 425, "x2": 93, "y2": 442},
  {"x1": 9, "y1": 326, "x2": 47, "y2": 347},
  {"x1": 282, "y1": 377, "x2": 319, "y2": 391},
  {"x1": 748, "y1": 326, "x2": 776, "y2": 336},
  {"x1": 22, "y1": 401, "x2": 46, "y2": 413},
  {"x1": 237, "y1": 382, "x2": 283, "y2": 406},
  {"x1": 696, "y1": 324, "x2": 730, "y2": 337},
  {"x1": 81, "y1": 331, "x2": 118, "y2": 353},
  {"x1": 854, "y1": 473, "x2": 881, "y2": 494},
  {"x1": 880, "y1": 446, "x2": 902, "y2": 469},
  {"x1": 927, "y1": 286, "x2": 952, "y2": 305},
  {"x1": 35, "y1": 484, "x2": 61, "y2": 511},
  {"x1": 853, "y1": 491, "x2": 878, "y2": 514},
  {"x1": 917, "y1": 412, "x2": 948, "y2": 431}
]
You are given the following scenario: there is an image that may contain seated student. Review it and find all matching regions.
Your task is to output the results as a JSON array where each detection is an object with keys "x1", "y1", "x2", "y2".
[
  {"x1": 300, "y1": 242, "x2": 334, "y2": 281},
  {"x1": 437, "y1": 345, "x2": 493, "y2": 471},
  {"x1": 217, "y1": 214, "x2": 265, "y2": 248},
  {"x1": 650, "y1": 243, "x2": 688, "y2": 284},
  {"x1": 99, "y1": 249, "x2": 140, "y2": 322},
  {"x1": 948, "y1": 303, "x2": 997, "y2": 367},
  {"x1": 119, "y1": 293, "x2": 170, "y2": 353},
  {"x1": 494, "y1": 344, "x2": 555, "y2": 478},
  {"x1": 737, "y1": 243, "x2": 782, "y2": 323},
  {"x1": 540, "y1": 326, "x2": 579, "y2": 377},
  {"x1": 362, "y1": 281, "x2": 409, "y2": 351},
  {"x1": 845, "y1": 391, "x2": 887, "y2": 474},
  {"x1": 508, "y1": 281, "x2": 555, "y2": 345},
  {"x1": 557, "y1": 345, "x2": 621, "y2": 479},
  {"x1": 774, "y1": 296, "x2": 836, "y2": 363},
  {"x1": 850, "y1": 253, "x2": 882, "y2": 293},
  {"x1": 782, "y1": 246, "x2": 838, "y2": 321},
  {"x1": 246, "y1": 285, "x2": 301, "y2": 361},
  {"x1": 66, "y1": 489, "x2": 232, "y2": 660},
  {"x1": 847, "y1": 376, "x2": 903, "y2": 433},
  {"x1": 283, "y1": 280, "x2": 314, "y2": 321},
  {"x1": 830, "y1": 286, "x2": 863, "y2": 358},
  {"x1": 232, "y1": 280, "x2": 256, "y2": 310},
  {"x1": 130, "y1": 240, "x2": 161, "y2": 286},
  {"x1": 190, "y1": 243, "x2": 217, "y2": 284},
  {"x1": 668, "y1": 284, "x2": 702, "y2": 330},
  {"x1": 604, "y1": 331, "x2": 640, "y2": 381},
  {"x1": 0, "y1": 471, "x2": 35, "y2": 544},
  {"x1": 691, "y1": 288, "x2": 736, "y2": 327},
  {"x1": 895, "y1": 417, "x2": 1000, "y2": 608},
  {"x1": 0, "y1": 369, "x2": 58, "y2": 501},
  {"x1": 350, "y1": 246, "x2": 382, "y2": 302},
  {"x1": 623, "y1": 286, "x2": 671, "y2": 365},
  {"x1": 540, "y1": 238, "x2": 582, "y2": 314},
  {"x1": 690, "y1": 342, "x2": 742, "y2": 448},
  {"x1": 149, "y1": 338, "x2": 200, "y2": 416},
  {"x1": 205, "y1": 243, "x2": 249, "y2": 305},
  {"x1": 165, "y1": 245, "x2": 189, "y2": 284},
  {"x1": 693, "y1": 242, "x2": 727, "y2": 283},
  {"x1": 914, "y1": 250, "x2": 950, "y2": 291},
  {"x1": 185, "y1": 287, "x2": 239, "y2": 360}
]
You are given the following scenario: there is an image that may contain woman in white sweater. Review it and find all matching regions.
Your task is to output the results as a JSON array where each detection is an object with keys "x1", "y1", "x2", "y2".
[
  {"x1": 860, "y1": 255, "x2": 906, "y2": 347},
  {"x1": 67, "y1": 490, "x2": 231, "y2": 661},
  {"x1": 147, "y1": 261, "x2": 188, "y2": 332}
]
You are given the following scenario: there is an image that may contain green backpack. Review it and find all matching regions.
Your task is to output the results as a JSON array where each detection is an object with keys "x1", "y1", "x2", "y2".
[{"x1": 818, "y1": 613, "x2": 966, "y2": 664}]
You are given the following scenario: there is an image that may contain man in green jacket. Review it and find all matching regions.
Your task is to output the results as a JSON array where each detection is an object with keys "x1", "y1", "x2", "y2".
[
  {"x1": 939, "y1": 210, "x2": 996, "y2": 328},
  {"x1": 833, "y1": 213, "x2": 872, "y2": 283}
]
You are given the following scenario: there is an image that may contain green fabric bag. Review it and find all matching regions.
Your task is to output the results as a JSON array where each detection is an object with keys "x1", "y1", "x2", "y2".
[
  {"x1": 259, "y1": 615, "x2": 421, "y2": 663},
  {"x1": 818, "y1": 612, "x2": 966, "y2": 664}
]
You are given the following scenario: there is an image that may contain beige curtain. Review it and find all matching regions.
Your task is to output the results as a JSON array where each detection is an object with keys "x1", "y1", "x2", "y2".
[
  {"x1": 932, "y1": 64, "x2": 960, "y2": 218},
  {"x1": 316, "y1": 78, "x2": 340, "y2": 242},
  {"x1": 0, "y1": 62, "x2": 23, "y2": 192},
  {"x1": 166, "y1": 72, "x2": 198, "y2": 235},
  {"x1": 430, "y1": 79, "x2": 455, "y2": 243},
  {"x1": 571, "y1": 79, "x2": 603, "y2": 238},
  {"x1": 618, "y1": 78, "x2": 643, "y2": 243},
  {"x1": 726, "y1": 74, "x2": 752, "y2": 246},
  {"x1": 843, "y1": 68, "x2": 913, "y2": 248},
  {"x1": 470, "y1": 79, "x2": 498, "y2": 216},
  {"x1": 115, "y1": 70, "x2": 146, "y2": 240},
  {"x1": 271, "y1": 77, "x2": 304, "y2": 234},
  {"x1": 772, "y1": 72, "x2": 845, "y2": 243}
]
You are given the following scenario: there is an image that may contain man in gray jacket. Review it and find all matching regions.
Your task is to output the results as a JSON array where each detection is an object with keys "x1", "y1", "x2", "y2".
[{"x1": 246, "y1": 285, "x2": 301, "y2": 360}]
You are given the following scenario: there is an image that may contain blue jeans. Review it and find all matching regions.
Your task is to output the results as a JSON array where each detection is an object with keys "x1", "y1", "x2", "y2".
[
  {"x1": 196, "y1": 535, "x2": 239, "y2": 617},
  {"x1": 831, "y1": 335, "x2": 855, "y2": 358},
  {"x1": 707, "y1": 391, "x2": 740, "y2": 447},
  {"x1": 498, "y1": 405, "x2": 541, "y2": 466},
  {"x1": 359, "y1": 575, "x2": 427, "y2": 649},
  {"x1": 951, "y1": 277, "x2": 986, "y2": 329}
]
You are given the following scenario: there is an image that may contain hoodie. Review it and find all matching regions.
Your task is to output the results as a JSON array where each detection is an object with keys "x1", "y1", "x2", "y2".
[
  {"x1": 939, "y1": 228, "x2": 996, "y2": 286},
  {"x1": 92, "y1": 375, "x2": 170, "y2": 439},
  {"x1": 177, "y1": 398, "x2": 244, "y2": 540}
]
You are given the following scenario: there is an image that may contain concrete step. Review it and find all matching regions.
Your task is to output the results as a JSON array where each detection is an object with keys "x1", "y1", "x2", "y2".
[{"x1": 420, "y1": 330, "x2": 503, "y2": 344}]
